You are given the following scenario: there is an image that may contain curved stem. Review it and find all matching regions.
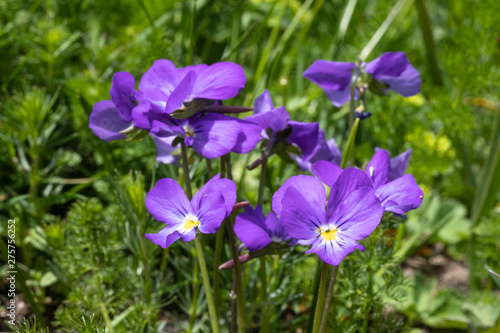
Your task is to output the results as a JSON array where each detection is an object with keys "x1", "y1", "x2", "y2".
[
  {"x1": 257, "y1": 155, "x2": 270, "y2": 332},
  {"x1": 194, "y1": 237, "x2": 220, "y2": 333},
  {"x1": 311, "y1": 262, "x2": 329, "y2": 333},
  {"x1": 181, "y1": 142, "x2": 219, "y2": 333},
  {"x1": 319, "y1": 266, "x2": 339, "y2": 333}
]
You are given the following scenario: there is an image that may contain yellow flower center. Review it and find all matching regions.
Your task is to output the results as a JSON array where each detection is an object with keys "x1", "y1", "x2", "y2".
[
  {"x1": 320, "y1": 228, "x2": 337, "y2": 242},
  {"x1": 183, "y1": 219, "x2": 200, "y2": 230}
]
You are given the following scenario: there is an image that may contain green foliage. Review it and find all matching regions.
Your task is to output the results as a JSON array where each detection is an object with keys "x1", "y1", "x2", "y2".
[{"x1": 1, "y1": 0, "x2": 499, "y2": 331}]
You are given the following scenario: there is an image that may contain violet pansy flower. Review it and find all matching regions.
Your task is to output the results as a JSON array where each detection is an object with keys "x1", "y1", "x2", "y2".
[
  {"x1": 145, "y1": 174, "x2": 236, "y2": 248},
  {"x1": 375, "y1": 147, "x2": 412, "y2": 181},
  {"x1": 272, "y1": 169, "x2": 384, "y2": 266},
  {"x1": 294, "y1": 132, "x2": 342, "y2": 171},
  {"x1": 234, "y1": 205, "x2": 296, "y2": 252},
  {"x1": 89, "y1": 72, "x2": 180, "y2": 164},
  {"x1": 246, "y1": 90, "x2": 321, "y2": 168},
  {"x1": 303, "y1": 52, "x2": 421, "y2": 107},
  {"x1": 311, "y1": 149, "x2": 423, "y2": 214}
]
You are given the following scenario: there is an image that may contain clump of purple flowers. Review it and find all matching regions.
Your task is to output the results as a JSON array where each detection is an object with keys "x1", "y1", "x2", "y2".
[{"x1": 89, "y1": 53, "x2": 424, "y2": 332}]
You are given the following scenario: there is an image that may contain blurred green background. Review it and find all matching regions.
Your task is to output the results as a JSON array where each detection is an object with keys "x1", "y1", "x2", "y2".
[{"x1": 1, "y1": 0, "x2": 499, "y2": 332}]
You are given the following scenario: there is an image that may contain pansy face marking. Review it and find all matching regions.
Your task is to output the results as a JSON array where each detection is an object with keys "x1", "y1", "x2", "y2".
[{"x1": 183, "y1": 214, "x2": 200, "y2": 230}]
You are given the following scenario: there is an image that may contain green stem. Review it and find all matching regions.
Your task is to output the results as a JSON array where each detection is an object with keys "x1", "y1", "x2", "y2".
[
  {"x1": 189, "y1": 250, "x2": 201, "y2": 333},
  {"x1": 180, "y1": 142, "x2": 193, "y2": 198},
  {"x1": 319, "y1": 266, "x2": 339, "y2": 333},
  {"x1": 307, "y1": 262, "x2": 323, "y2": 333},
  {"x1": 194, "y1": 237, "x2": 220, "y2": 333},
  {"x1": 181, "y1": 142, "x2": 219, "y2": 333},
  {"x1": 225, "y1": 215, "x2": 246, "y2": 333},
  {"x1": 212, "y1": 224, "x2": 224, "y2": 316},
  {"x1": 258, "y1": 155, "x2": 269, "y2": 332},
  {"x1": 311, "y1": 262, "x2": 329, "y2": 333},
  {"x1": 362, "y1": 264, "x2": 373, "y2": 332}
]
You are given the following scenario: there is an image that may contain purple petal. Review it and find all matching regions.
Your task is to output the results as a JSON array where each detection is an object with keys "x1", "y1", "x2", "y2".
[
  {"x1": 89, "y1": 100, "x2": 130, "y2": 142},
  {"x1": 245, "y1": 106, "x2": 290, "y2": 133},
  {"x1": 264, "y1": 212, "x2": 289, "y2": 242},
  {"x1": 272, "y1": 175, "x2": 326, "y2": 217},
  {"x1": 330, "y1": 187, "x2": 384, "y2": 240},
  {"x1": 324, "y1": 85, "x2": 354, "y2": 108},
  {"x1": 110, "y1": 72, "x2": 136, "y2": 122},
  {"x1": 301, "y1": 132, "x2": 342, "y2": 170},
  {"x1": 150, "y1": 120, "x2": 185, "y2": 138},
  {"x1": 131, "y1": 101, "x2": 177, "y2": 130},
  {"x1": 388, "y1": 148, "x2": 412, "y2": 181},
  {"x1": 231, "y1": 118, "x2": 262, "y2": 154},
  {"x1": 193, "y1": 190, "x2": 226, "y2": 234},
  {"x1": 375, "y1": 174, "x2": 424, "y2": 214},
  {"x1": 234, "y1": 213, "x2": 272, "y2": 251},
  {"x1": 288, "y1": 121, "x2": 320, "y2": 159},
  {"x1": 365, "y1": 52, "x2": 421, "y2": 97},
  {"x1": 306, "y1": 233, "x2": 363, "y2": 266},
  {"x1": 311, "y1": 161, "x2": 343, "y2": 187},
  {"x1": 328, "y1": 168, "x2": 373, "y2": 214},
  {"x1": 190, "y1": 114, "x2": 240, "y2": 158},
  {"x1": 177, "y1": 64, "x2": 209, "y2": 79},
  {"x1": 254, "y1": 89, "x2": 274, "y2": 114},
  {"x1": 190, "y1": 62, "x2": 246, "y2": 100},
  {"x1": 366, "y1": 150, "x2": 391, "y2": 189},
  {"x1": 151, "y1": 134, "x2": 180, "y2": 164},
  {"x1": 192, "y1": 174, "x2": 237, "y2": 217},
  {"x1": 303, "y1": 60, "x2": 357, "y2": 91},
  {"x1": 139, "y1": 59, "x2": 180, "y2": 113},
  {"x1": 145, "y1": 227, "x2": 182, "y2": 249},
  {"x1": 165, "y1": 70, "x2": 196, "y2": 114},
  {"x1": 279, "y1": 184, "x2": 327, "y2": 241},
  {"x1": 243, "y1": 205, "x2": 267, "y2": 229},
  {"x1": 146, "y1": 178, "x2": 193, "y2": 225}
]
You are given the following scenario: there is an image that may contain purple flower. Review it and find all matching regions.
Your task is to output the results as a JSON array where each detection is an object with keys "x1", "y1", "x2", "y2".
[
  {"x1": 145, "y1": 174, "x2": 236, "y2": 248},
  {"x1": 365, "y1": 149, "x2": 422, "y2": 214},
  {"x1": 272, "y1": 169, "x2": 384, "y2": 265},
  {"x1": 294, "y1": 131, "x2": 342, "y2": 171},
  {"x1": 375, "y1": 147, "x2": 412, "y2": 181},
  {"x1": 138, "y1": 60, "x2": 246, "y2": 115},
  {"x1": 303, "y1": 52, "x2": 421, "y2": 107},
  {"x1": 234, "y1": 205, "x2": 295, "y2": 252},
  {"x1": 246, "y1": 90, "x2": 321, "y2": 167},
  {"x1": 151, "y1": 134, "x2": 180, "y2": 165},
  {"x1": 150, "y1": 113, "x2": 261, "y2": 159},
  {"x1": 311, "y1": 149, "x2": 423, "y2": 215}
]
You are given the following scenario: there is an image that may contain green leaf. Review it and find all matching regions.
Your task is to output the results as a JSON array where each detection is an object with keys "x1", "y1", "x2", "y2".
[{"x1": 487, "y1": 266, "x2": 500, "y2": 290}]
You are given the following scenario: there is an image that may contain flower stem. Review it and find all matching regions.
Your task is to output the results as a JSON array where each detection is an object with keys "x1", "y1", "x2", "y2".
[
  {"x1": 180, "y1": 141, "x2": 193, "y2": 198},
  {"x1": 341, "y1": 117, "x2": 360, "y2": 169},
  {"x1": 194, "y1": 237, "x2": 220, "y2": 333},
  {"x1": 257, "y1": 154, "x2": 270, "y2": 332},
  {"x1": 224, "y1": 155, "x2": 246, "y2": 333},
  {"x1": 319, "y1": 266, "x2": 339, "y2": 333},
  {"x1": 311, "y1": 262, "x2": 329, "y2": 333},
  {"x1": 181, "y1": 142, "x2": 219, "y2": 333}
]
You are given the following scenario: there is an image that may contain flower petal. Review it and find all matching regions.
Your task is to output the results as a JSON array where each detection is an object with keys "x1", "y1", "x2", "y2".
[
  {"x1": 306, "y1": 233, "x2": 363, "y2": 266},
  {"x1": 146, "y1": 178, "x2": 193, "y2": 225},
  {"x1": 231, "y1": 118, "x2": 262, "y2": 154},
  {"x1": 165, "y1": 70, "x2": 196, "y2": 114},
  {"x1": 386, "y1": 148, "x2": 412, "y2": 181},
  {"x1": 303, "y1": 60, "x2": 356, "y2": 91},
  {"x1": 311, "y1": 161, "x2": 343, "y2": 187},
  {"x1": 288, "y1": 121, "x2": 320, "y2": 160},
  {"x1": 191, "y1": 62, "x2": 246, "y2": 100},
  {"x1": 194, "y1": 191, "x2": 226, "y2": 234},
  {"x1": 254, "y1": 89, "x2": 274, "y2": 114},
  {"x1": 151, "y1": 134, "x2": 180, "y2": 165},
  {"x1": 110, "y1": 72, "x2": 136, "y2": 121},
  {"x1": 190, "y1": 114, "x2": 240, "y2": 158},
  {"x1": 245, "y1": 106, "x2": 290, "y2": 133},
  {"x1": 327, "y1": 168, "x2": 373, "y2": 214},
  {"x1": 279, "y1": 185, "x2": 326, "y2": 241},
  {"x1": 265, "y1": 212, "x2": 289, "y2": 241},
  {"x1": 89, "y1": 100, "x2": 130, "y2": 142},
  {"x1": 272, "y1": 174, "x2": 326, "y2": 217},
  {"x1": 375, "y1": 174, "x2": 423, "y2": 214},
  {"x1": 145, "y1": 227, "x2": 182, "y2": 249},
  {"x1": 139, "y1": 59, "x2": 180, "y2": 113},
  {"x1": 234, "y1": 213, "x2": 272, "y2": 251},
  {"x1": 330, "y1": 187, "x2": 384, "y2": 240},
  {"x1": 192, "y1": 174, "x2": 237, "y2": 217},
  {"x1": 366, "y1": 149, "x2": 391, "y2": 189},
  {"x1": 365, "y1": 52, "x2": 421, "y2": 97}
]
